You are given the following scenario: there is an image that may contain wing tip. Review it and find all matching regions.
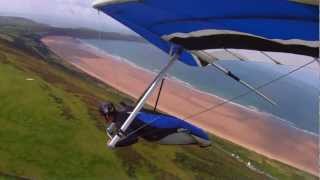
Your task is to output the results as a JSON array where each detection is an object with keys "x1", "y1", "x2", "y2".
[
  {"x1": 290, "y1": 0, "x2": 319, "y2": 6},
  {"x1": 92, "y1": 0, "x2": 139, "y2": 9}
]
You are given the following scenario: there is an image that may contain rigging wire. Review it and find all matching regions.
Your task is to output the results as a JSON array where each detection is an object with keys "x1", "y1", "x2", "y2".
[
  {"x1": 118, "y1": 59, "x2": 317, "y2": 140},
  {"x1": 260, "y1": 51, "x2": 282, "y2": 65},
  {"x1": 224, "y1": 48, "x2": 246, "y2": 61},
  {"x1": 119, "y1": 115, "x2": 163, "y2": 139},
  {"x1": 184, "y1": 58, "x2": 317, "y2": 121},
  {"x1": 113, "y1": 49, "x2": 176, "y2": 140},
  {"x1": 154, "y1": 78, "x2": 165, "y2": 112},
  {"x1": 201, "y1": 50, "x2": 277, "y2": 105},
  {"x1": 316, "y1": 58, "x2": 320, "y2": 143},
  {"x1": 209, "y1": 62, "x2": 277, "y2": 106}
]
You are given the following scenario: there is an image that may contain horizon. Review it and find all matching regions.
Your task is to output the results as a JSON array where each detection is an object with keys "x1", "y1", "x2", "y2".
[{"x1": 0, "y1": 0, "x2": 134, "y2": 34}]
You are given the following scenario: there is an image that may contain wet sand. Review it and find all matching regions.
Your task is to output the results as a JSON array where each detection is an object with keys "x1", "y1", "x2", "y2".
[{"x1": 42, "y1": 36, "x2": 319, "y2": 176}]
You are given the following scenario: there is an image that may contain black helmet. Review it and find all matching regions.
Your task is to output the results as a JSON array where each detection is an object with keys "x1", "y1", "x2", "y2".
[{"x1": 99, "y1": 102, "x2": 116, "y2": 117}]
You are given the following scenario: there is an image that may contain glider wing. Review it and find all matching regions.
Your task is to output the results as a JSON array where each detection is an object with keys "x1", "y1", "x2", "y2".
[{"x1": 93, "y1": 0, "x2": 319, "y2": 66}]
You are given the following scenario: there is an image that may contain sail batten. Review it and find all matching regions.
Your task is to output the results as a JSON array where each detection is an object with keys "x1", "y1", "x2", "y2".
[{"x1": 94, "y1": 0, "x2": 319, "y2": 66}]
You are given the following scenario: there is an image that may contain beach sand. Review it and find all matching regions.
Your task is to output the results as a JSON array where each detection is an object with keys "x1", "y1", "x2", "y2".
[{"x1": 42, "y1": 36, "x2": 319, "y2": 176}]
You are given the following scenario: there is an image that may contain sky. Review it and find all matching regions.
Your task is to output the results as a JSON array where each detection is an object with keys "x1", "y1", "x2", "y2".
[{"x1": 0, "y1": 0, "x2": 133, "y2": 33}]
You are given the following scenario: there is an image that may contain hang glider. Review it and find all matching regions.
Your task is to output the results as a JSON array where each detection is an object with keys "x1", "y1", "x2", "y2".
[{"x1": 92, "y1": 0, "x2": 319, "y2": 148}]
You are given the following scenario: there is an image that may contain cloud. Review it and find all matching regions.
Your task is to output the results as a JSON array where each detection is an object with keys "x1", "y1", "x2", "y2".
[{"x1": 0, "y1": 0, "x2": 132, "y2": 33}]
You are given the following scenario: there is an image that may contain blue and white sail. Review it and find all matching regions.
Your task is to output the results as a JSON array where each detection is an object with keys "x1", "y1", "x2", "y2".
[{"x1": 93, "y1": 0, "x2": 319, "y2": 67}]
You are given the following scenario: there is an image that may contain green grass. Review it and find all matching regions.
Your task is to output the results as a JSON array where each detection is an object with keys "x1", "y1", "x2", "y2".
[
  {"x1": 0, "y1": 22, "x2": 317, "y2": 179},
  {"x1": 0, "y1": 48, "x2": 128, "y2": 179}
]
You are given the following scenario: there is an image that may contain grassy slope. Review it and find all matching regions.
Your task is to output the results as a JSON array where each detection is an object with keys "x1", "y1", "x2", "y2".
[{"x1": 0, "y1": 19, "x2": 317, "y2": 180}]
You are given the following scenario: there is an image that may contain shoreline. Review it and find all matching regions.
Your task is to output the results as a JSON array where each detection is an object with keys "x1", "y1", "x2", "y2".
[
  {"x1": 82, "y1": 38, "x2": 319, "y2": 138},
  {"x1": 42, "y1": 35, "x2": 319, "y2": 176}
]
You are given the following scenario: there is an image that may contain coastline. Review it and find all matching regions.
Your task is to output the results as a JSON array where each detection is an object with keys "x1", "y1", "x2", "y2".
[
  {"x1": 85, "y1": 37, "x2": 319, "y2": 138},
  {"x1": 42, "y1": 35, "x2": 319, "y2": 176}
]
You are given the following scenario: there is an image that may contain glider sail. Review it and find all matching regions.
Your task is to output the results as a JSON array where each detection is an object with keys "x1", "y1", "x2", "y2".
[
  {"x1": 93, "y1": 0, "x2": 319, "y2": 67},
  {"x1": 93, "y1": 0, "x2": 319, "y2": 148}
]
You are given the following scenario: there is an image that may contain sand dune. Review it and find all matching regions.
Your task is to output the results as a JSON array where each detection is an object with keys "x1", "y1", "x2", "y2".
[{"x1": 42, "y1": 36, "x2": 319, "y2": 176}]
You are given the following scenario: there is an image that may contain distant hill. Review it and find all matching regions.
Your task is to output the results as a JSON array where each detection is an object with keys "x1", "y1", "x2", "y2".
[
  {"x1": 0, "y1": 16, "x2": 47, "y2": 27},
  {"x1": 0, "y1": 16, "x2": 145, "y2": 42}
]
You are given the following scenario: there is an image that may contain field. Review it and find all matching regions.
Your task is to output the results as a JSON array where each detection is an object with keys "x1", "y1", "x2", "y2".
[{"x1": 0, "y1": 16, "x2": 317, "y2": 179}]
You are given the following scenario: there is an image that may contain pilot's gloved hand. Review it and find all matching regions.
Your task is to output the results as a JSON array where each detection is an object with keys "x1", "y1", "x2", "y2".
[{"x1": 106, "y1": 122, "x2": 116, "y2": 135}]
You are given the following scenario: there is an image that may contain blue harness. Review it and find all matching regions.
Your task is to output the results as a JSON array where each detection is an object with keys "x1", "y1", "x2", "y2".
[{"x1": 136, "y1": 112, "x2": 209, "y2": 140}]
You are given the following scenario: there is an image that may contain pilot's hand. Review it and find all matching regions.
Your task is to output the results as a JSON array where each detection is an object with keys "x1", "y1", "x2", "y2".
[{"x1": 106, "y1": 123, "x2": 116, "y2": 134}]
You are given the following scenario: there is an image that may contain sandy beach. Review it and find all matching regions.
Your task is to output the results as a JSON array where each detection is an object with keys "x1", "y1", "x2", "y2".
[{"x1": 42, "y1": 36, "x2": 319, "y2": 176}]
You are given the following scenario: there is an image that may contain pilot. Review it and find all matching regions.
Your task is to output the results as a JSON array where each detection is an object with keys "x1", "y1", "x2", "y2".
[{"x1": 99, "y1": 101, "x2": 211, "y2": 148}]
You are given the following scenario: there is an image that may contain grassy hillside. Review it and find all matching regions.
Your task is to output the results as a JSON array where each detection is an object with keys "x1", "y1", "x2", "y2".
[{"x1": 0, "y1": 17, "x2": 317, "y2": 179}]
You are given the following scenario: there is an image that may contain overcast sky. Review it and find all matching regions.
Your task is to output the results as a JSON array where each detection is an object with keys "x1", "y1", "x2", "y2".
[{"x1": 0, "y1": 0, "x2": 133, "y2": 33}]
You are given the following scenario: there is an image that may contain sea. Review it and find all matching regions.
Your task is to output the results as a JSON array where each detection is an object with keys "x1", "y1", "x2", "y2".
[{"x1": 82, "y1": 39, "x2": 320, "y2": 135}]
